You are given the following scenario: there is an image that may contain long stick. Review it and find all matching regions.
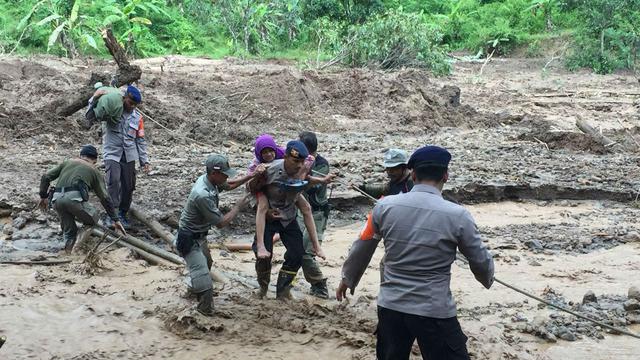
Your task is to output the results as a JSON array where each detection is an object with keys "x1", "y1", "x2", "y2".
[
  {"x1": 91, "y1": 227, "x2": 175, "y2": 267},
  {"x1": 92, "y1": 226, "x2": 184, "y2": 265},
  {"x1": 494, "y1": 277, "x2": 640, "y2": 339},
  {"x1": 311, "y1": 169, "x2": 378, "y2": 203},
  {"x1": 129, "y1": 207, "x2": 174, "y2": 246},
  {"x1": 0, "y1": 259, "x2": 72, "y2": 265},
  {"x1": 455, "y1": 255, "x2": 640, "y2": 339}
]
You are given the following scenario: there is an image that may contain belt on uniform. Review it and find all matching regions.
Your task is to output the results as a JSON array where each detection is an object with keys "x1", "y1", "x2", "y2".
[
  {"x1": 191, "y1": 232, "x2": 207, "y2": 239},
  {"x1": 178, "y1": 228, "x2": 207, "y2": 240},
  {"x1": 55, "y1": 185, "x2": 81, "y2": 193}
]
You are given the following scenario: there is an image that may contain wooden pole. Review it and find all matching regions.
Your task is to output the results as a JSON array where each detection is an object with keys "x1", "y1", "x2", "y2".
[
  {"x1": 0, "y1": 259, "x2": 72, "y2": 265},
  {"x1": 92, "y1": 226, "x2": 184, "y2": 265},
  {"x1": 92, "y1": 226, "x2": 229, "y2": 283},
  {"x1": 129, "y1": 207, "x2": 174, "y2": 246},
  {"x1": 224, "y1": 243, "x2": 253, "y2": 252}
]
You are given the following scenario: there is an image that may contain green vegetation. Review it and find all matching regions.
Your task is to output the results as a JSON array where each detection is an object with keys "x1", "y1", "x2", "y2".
[{"x1": 1, "y1": 0, "x2": 638, "y2": 74}]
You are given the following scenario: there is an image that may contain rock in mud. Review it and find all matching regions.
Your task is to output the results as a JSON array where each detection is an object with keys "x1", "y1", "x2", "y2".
[
  {"x1": 623, "y1": 231, "x2": 640, "y2": 242},
  {"x1": 12, "y1": 216, "x2": 27, "y2": 229},
  {"x1": 582, "y1": 291, "x2": 598, "y2": 304},
  {"x1": 558, "y1": 330, "x2": 577, "y2": 342},
  {"x1": 628, "y1": 286, "x2": 640, "y2": 301},
  {"x1": 2, "y1": 224, "x2": 14, "y2": 235},
  {"x1": 623, "y1": 299, "x2": 640, "y2": 311},
  {"x1": 524, "y1": 239, "x2": 543, "y2": 251}
]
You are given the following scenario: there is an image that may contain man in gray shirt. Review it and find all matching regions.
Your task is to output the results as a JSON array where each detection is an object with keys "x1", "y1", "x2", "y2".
[
  {"x1": 176, "y1": 154, "x2": 256, "y2": 316},
  {"x1": 85, "y1": 85, "x2": 150, "y2": 229},
  {"x1": 337, "y1": 145, "x2": 494, "y2": 360},
  {"x1": 248, "y1": 140, "x2": 326, "y2": 300}
]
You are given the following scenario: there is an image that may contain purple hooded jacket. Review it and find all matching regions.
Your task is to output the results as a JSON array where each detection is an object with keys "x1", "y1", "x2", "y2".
[{"x1": 248, "y1": 134, "x2": 286, "y2": 174}]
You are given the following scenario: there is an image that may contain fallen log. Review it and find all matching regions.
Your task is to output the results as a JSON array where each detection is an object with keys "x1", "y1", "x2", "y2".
[
  {"x1": 224, "y1": 243, "x2": 253, "y2": 252},
  {"x1": 92, "y1": 226, "x2": 229, "y2": 283},
  {"x1": 575, "y1": 118, "x2": 623, "y2": 151},
  {"x1": 92, "y1": 226, "x2": 184, "y2": 265},
  {"x1": 0, "y1": 259, "x2": 72, "y2": 265},
  {"x1": 91, "y1": 227, "x2": 176, "y2": 267},
  {"x1": 129, "y1": 207, "x2": 174, "y2": 246}
]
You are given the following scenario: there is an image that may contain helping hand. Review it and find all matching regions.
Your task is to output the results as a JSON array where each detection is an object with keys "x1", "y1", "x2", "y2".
[
  {"x1": 336, "y1": 280, "x2": 354, "y2": 302},
  {"x1": 254, "y1": 163, "x2": 268, "y2": 176},
  {"x1": 323, "y1": 173, "x2": 337, "y2": 184},
  {"x1": 142, "y1": 163, "x2": 151, "y2": 174},
  {"x1": 313, "y1": 245, "x2": 326, "y2": 260},
  {"x1": 93, "y1": 89, "x2": 107, "y2": 98},
  {"x1": 257, "y1": 246, "x2": 271, "y2": 259},
  {"x1": 38, "y1": 198, "x2": 48, "y2": 212}
]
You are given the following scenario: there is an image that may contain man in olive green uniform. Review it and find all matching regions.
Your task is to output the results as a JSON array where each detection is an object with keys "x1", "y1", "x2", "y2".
[
  {"x1": 297, "y1": 131, "x2": 331, "y2": 299},
  {"x1": 176, "y1": 154, "x2": 257, "y2": 316},
  {"x1": 359, "y1": 149, "x2": 413, "y2": 198},
  {"x1": 39, "y1": 145, "x2": 125, "y2": 252}
]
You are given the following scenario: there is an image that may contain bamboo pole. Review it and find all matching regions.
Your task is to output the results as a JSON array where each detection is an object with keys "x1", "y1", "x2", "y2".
[
  {"x1": 129, "y1": 207, "x2": 174, "y2": 245},
  {"x1": 91, "y1": 227, "x2": 176, "y2": 267},
  {"x1": 92, "y1": 226, "x2": 184, "y2": 265}
]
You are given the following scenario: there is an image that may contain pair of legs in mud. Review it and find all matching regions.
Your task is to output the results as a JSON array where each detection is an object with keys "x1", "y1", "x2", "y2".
[
  {"x1": 53, "y1": 194, "x2": 100, "y2": 253},
  {"x1": 177, "y1": 230, "x2": 215, "y2": 316},
  {"x1": 252, "y1": 217, "x2": 328, "y2": 299}
]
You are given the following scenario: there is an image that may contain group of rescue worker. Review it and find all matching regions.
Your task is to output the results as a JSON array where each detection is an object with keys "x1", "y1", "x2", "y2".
[{"x1": 38, "y1": 84, "x2": 494, "y2": 360}]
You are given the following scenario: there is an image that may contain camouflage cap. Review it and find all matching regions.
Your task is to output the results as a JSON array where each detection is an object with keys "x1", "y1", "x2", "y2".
[
  {"x1": 382, "y1": 148, "x2": 409, "y2": 168},
  {"x1": 205, "y1": 154, "x2": 237, "y2": 178}
]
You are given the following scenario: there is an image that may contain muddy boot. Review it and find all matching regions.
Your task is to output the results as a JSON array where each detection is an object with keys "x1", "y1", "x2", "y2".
[
  {"x1": 275, "y1": 271, "x2": 296, "y2": 300},
  {"x1": 310, "y1": 279, "x2": 329, "y2": 299},
  {"x1": 255, "y1": 258, "x2": 271, "y2": 299},
  {"x1": 196, "y1": 288, "x2": 214, "y2": 316},
  {"x1": 63, "y1": 233, "x2": 77, "y2": 254}
]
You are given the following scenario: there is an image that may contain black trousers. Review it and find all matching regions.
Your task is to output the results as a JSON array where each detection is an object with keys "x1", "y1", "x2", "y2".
[
  {"x1": 376, "y1": 306, "x2": 470, "y2": 360},
  {"x1": 105, "y1": 158, "x2": 136, "y2": 213},
  {"x1": 252, "y1": 219, "x2": 305, "y2": 273}
]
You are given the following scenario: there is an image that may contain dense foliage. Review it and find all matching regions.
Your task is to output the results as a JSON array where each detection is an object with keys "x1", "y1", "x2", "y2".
[{"x1": 0, "y1": 0, "x2": 638, "y2": 74}]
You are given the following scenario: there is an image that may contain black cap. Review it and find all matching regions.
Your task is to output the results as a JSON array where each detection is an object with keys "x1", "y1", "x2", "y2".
[
  {"x1": 407, "y1": 146, "x2": 451, "y2": 169},
  {"x1": 80, "y1": 144, "x2": 98, "y2": 159},
  {"x1": 286, "y1": 140, "x2": 309, "y2": 159}
]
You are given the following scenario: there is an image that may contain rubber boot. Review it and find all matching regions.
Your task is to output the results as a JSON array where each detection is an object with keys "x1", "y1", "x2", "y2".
[
  {"x1": 310, "y1": 278, "x2": 329, "y2": 299},
  {"x1": 275, "y1": 271, "x2": 296, "y2": 300},
  {"x1": 118, "y1": 209, "x2": 131, "y2": 230},
  {"x1": 63, "y1": 232, "x2": 77, "y2": 254},
  {"x1": 255, "y1": 258, "x2": 272, "y2": 299},
  {"x1": 196, "y1": 288, "x2": 214, "y2": 316}
]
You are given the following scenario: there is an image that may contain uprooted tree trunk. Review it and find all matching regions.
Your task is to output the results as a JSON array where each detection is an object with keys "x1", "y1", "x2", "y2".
[
  {"x1": 575, "y1": 118, "x2": 624, "y2": 152},
  {"x1": 42, "y1": 29, "x2": 142, "y2": 118}
]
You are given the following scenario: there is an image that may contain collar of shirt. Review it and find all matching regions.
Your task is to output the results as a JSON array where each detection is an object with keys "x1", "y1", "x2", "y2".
[
  {"x1": 202, "y1": 174, "x2": 217, "y2": 192},
  {"x1": 410, "y1": 183, "x2": 442, "y2": 197}
]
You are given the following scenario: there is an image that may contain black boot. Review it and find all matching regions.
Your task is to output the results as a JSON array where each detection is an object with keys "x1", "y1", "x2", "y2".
[
  {"x1": 255, "y1": 258, "x2": 272, "y2": 299},
  {"x1": 63, "y1": 232, "x2": 77, "y2": 254},
  {"x1": 196, "y1": 288, "x2": 214, "y2": 316},
  {"x1": 276, "y1": 270, "x2": 297, "y2": 300},
  {"x1": 310, "y1": 279, "x2": 329, "y2": 299}
]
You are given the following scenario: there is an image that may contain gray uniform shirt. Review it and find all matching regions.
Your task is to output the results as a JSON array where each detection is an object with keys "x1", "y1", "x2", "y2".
[
  {"x1": 341, "y1": 184, "x2": 494, "y2": 318},
  {"x1": 178, "y1": 174, "x2": 223, "y2": 233},
  {"x1": 86, "y1": 96, "x2": 150, "y2": 165},
  {"x1": 263, "y1": 159, "x2": 300, "y2": 227}
]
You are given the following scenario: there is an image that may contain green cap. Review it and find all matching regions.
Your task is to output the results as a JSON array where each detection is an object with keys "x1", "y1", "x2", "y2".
[
  {"x1": 383, "y1": 148, "x2": 409, "y2": 168},
  {"x1": 205, "y1": 154, "x2": 237, "y2": 178}
]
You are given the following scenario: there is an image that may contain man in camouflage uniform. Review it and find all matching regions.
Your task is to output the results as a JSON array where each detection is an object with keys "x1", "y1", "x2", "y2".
[{"x1": 39, "y1": 145, "x2": 125, "y2": 252}]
